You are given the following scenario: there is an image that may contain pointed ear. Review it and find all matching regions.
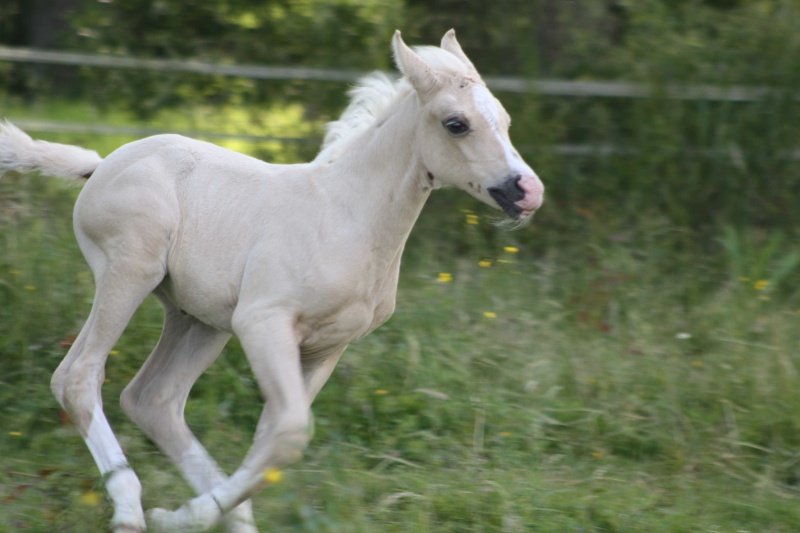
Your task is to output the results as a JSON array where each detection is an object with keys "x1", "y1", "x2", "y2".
[
  {"x1": 392, "y1": 30, "x2": 441, "y2": 96},
  {"x1": 440, "y1": 29, "x2": 480, "y2": 78}
]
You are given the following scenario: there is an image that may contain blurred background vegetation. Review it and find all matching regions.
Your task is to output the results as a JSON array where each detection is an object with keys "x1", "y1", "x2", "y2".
[
  {"x1": 2, "y1": 0, "x2": 800, "y2": 229},
  {"x1": 2, "y1": 1, "x2": 800, "y2": 531}
]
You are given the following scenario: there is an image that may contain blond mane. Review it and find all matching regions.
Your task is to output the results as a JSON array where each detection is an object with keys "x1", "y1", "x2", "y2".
[{"x1": 317, "y1": 46, "x2": 476, "y2": 162}]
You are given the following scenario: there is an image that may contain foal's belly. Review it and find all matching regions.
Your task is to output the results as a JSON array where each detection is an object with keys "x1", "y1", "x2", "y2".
[
  {"x1": 298, "y1": 301, "x2": 387, "y2": 357},
  {"x1": 160, "y1": 217, "x2": 400, "y2": 345},
  {"x1": 158, "y1": 275, "x2": 239, "y2": 331},
  {"x1": 159, "y1": 263, "x2": 396, "y2": 347}
]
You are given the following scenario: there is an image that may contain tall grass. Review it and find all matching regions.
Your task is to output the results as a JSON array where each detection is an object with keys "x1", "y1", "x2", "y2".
[{"x1": 1, "y1": 125, "x2": 799, "y2": 531}]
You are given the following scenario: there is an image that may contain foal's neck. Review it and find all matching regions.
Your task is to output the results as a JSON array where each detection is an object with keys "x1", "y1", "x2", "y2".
[{"x1": 322, "y1": 91, "x2": 431, "y2": 254}]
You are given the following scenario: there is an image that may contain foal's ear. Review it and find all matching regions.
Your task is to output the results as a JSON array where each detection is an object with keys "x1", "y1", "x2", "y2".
[
  {"x1": 392, "y1": 30, "x2": 441, "y2": 96},
  {"x1": 440, "y1": 29, "x2": 480, "y2": 78}
]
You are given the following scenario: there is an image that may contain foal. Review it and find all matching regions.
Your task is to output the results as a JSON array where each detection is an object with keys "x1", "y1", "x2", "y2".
[{"x1": 0, "y1": 30, "x2": 543, "y2": 532}]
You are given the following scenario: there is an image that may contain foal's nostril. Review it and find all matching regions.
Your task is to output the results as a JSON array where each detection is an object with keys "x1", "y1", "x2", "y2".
[
  {"x1": 507, "y1": 176, "x2": 525, "y2": 202},
  {"x1": 488, "y1": 175, "x2": 525, "y2": 218},
  {"x1": 488, "y1": 176, "x2": 524, "y2": 200}
]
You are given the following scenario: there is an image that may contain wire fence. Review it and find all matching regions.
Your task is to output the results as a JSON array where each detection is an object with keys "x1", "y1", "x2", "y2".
[
  {"x1": 2, "y1": 46, "x2": 797, "y2": 159},
  {"x1": 0, "y1": 45, "x2": 781, "y2": 100}
]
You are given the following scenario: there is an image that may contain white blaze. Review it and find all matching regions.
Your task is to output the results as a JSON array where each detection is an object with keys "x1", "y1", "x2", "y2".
[{"x1": 471, "y1": 85, "x2": 534, "y2": 177}]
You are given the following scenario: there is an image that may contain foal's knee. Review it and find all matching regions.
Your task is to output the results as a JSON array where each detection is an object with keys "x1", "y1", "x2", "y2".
[
  {"x1": 120, "y1": 382, "x2": 154, "y2": 429},
  {"x1": 50, "y1": 344, "x2": 85, "y2": 407},
  {"x1": 50, "y1": 356, "x2": 95, "y2": 413},
  {"x1": 270, "y1": 413, "x2": 313, "y2": 467},
  {"x1": 121, "y1": 381, "x2": 183, "y2": 440},
  {"x1": 50, "y1": 363, "x2": 68, "y2": 407}
]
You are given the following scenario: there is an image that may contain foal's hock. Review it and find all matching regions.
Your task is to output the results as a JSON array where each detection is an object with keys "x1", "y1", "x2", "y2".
[{"x1": 0, "y1": 30, "x2": 543, "y2": 532}]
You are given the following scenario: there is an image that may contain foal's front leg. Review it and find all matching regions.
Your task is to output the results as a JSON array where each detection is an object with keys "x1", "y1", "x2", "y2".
[{"x1": 146, "y1": 312, "x2": 313, "y2": 532}]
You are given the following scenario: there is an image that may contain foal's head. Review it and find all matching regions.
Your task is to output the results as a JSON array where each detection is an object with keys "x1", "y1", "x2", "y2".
[{"x1": 394, "y1": 30, "x2": 544, "y2": 220}]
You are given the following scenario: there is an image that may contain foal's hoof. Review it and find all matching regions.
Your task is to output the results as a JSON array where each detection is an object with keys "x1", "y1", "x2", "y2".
[
  {"x1": 112, "y1": 526, "x2": 145, "y2": 533},
  {"x1": 222, "y1": 517, "x2": 259, "y2": 533},
  {"x1": 146, "y1": 494, "x2": 221, "y2": 532},
  {"x1": 146, "y1": 508, "x2": 178, "y2": 532},
  {"x1": 222, "y1": 502, "x2": 259, "y2": 533},
  {"x1": 111, "y1": 511, "x2": 146, "y2": 533},
  {"x1": 222, "y1": 504, "x2": 258, "y2": 533}
]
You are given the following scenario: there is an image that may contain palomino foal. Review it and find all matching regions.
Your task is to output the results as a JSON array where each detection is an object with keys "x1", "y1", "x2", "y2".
[{"x1": 0, "y1": 31, "x2": 543, "y2": 532}]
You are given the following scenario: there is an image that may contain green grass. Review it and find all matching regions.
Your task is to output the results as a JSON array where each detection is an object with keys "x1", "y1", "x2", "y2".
[{"x1": 2, "y1": 124, "x2": 800, "y2": 532}]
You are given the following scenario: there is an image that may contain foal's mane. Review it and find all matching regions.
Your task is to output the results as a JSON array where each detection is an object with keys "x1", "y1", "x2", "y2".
[{"x1": 316, "y1": 46, "x2": 476, "y2": 162}]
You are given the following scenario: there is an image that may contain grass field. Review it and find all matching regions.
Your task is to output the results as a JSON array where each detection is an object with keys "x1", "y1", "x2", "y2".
[{"x1": 2, "y1": 108, "x2": 800, "y2": 532}]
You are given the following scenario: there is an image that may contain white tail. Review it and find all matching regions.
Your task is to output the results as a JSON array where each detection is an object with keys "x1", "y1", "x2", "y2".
[{"x1": 0, "y1": 120, "x2": 102, "y2": 179}]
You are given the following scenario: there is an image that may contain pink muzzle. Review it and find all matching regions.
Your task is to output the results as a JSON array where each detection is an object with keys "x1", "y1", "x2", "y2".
[{"x1": 516, "y1": 174, "x2": 544, "y2": 217}]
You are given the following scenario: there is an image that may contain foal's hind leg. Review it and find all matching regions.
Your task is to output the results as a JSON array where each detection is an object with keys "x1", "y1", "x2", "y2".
[
  {"x1": 146, "y1": 313, "x2": 346, "y2": 532},
  {"x1": 51, "y1": 264, "x2": 165, "y2": 533},
  {"x1": 121, "y1": 297, "x2": 257, "y2": 533}
]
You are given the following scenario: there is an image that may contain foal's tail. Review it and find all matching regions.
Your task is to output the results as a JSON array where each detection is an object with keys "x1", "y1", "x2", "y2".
[{"x1": 0, "y1": 120, "x2": 102, "y2": 180}]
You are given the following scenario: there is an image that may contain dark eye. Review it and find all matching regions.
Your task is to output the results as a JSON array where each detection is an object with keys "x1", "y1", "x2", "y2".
[{"x1": 443, "y1": 117, "x2": 470, "y2": 136}]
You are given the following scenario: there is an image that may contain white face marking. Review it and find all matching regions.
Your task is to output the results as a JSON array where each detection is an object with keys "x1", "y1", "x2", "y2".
[
  {"x1": 472, "y1": 84, "x2": 500, "y2": 131},
  {"x1": 471, "y1": 85, "x2": 533, "y2": 176}
]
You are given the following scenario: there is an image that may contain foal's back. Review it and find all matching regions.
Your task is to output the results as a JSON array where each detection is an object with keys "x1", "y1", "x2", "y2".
[
  {"x1": 75, "y1": 133, "x2": 383, "y2": 336},
  {"x1": 75, "y1": 134, "x2": 323, "y2": 331}
]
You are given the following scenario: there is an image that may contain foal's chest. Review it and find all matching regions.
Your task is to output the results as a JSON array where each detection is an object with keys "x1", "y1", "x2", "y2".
[{"x1": 296, "y1": 255, "x2": 400, "y2": 357}]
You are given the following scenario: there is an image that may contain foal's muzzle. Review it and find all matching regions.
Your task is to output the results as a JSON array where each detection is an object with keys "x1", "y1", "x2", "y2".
[
  {"x1": 488, "y1": 174, "x2": 545, "y2": 219},
  {"x1": 488, "y1": 176, "x2": 527, "y2": 218}
]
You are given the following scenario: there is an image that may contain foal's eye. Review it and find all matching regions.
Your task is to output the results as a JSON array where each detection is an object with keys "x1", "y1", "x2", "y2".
[{"x1": 443, "y1": 118, "x2": 470, "y2": 136}]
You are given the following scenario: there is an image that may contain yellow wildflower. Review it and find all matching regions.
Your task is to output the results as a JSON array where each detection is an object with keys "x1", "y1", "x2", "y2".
[
  {"x1": 9, "y1": 431, "x2": 22, "y2": 437},
  {"x1": 79, "y1": 490, "x2": 101, "y2": 507},
  {"x1": 437, "y1": 272, "x2": 453, "y2": 283},
  {"x1": 504, "y1": 246, "x2": 519, "y2": 253},
  {"x1": 375, "y1": 389, "x2": 389, "y2": 395},
  {"x1": 754, "y1": 280, "x2": 769, "y2": 291},
  {"x1": 465, "y1": 214, "x2": 479, "y2": 225},
  {"x1": 478, "y1": 260, "x2": 492, "y2": 268},
  {"x1": 263, "y1": 468, "x2": 283, "y2": 484},
  {"x1": 483, "y1": 311, "x2": 497, "y2": 319}
]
